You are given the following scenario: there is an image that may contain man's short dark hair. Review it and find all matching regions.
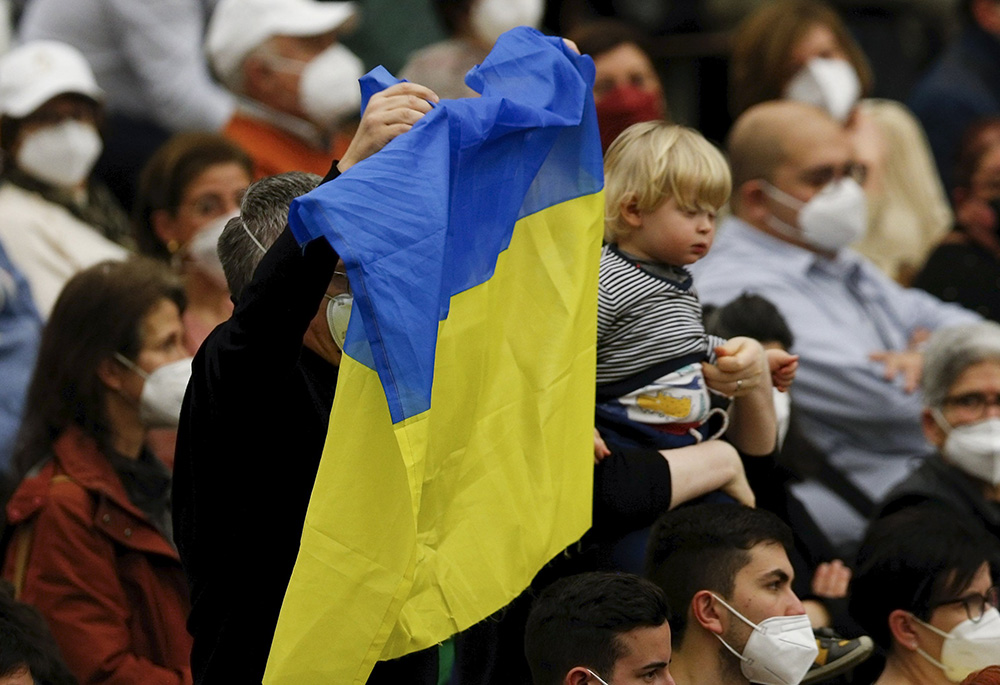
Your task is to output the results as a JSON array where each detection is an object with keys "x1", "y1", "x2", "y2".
[
  {"x1": 218, "y1": 171, "x2": 321, "y2": 302},
  {"x1": 0, "y1": 581, "x2": 77, "y2": 684},
  {"x1": 524, "y1": 572, "x2": 670, "y2": 685},
  {"x1": 851, "y1": 504, "x2": 999, "y2": 650},
  {"x1": 705, "y1": 293, "x2": 795, "y2": 351},
  {"x1": 644, "y1": 503, "x2": 793, "y2": 645}
]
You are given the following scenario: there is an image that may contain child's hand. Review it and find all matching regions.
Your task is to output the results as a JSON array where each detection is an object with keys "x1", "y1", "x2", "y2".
[
  {"x1": 811, "y1": 560, "x2": 851, "y2": 599},
  {"x1": 594, "y1": 428, "x2": 611, "y2": 464},
  {"x1": 705, "y1": 336, "x2": 765, "y2": 397},
  {"x1": 765, "y1": 348, "x2": 799, "y2": 392}
]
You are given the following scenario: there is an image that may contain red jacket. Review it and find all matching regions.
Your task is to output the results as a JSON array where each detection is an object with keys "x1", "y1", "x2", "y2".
[{"x1": 3, "y1": 427, "x2": 192, "y2": 684}]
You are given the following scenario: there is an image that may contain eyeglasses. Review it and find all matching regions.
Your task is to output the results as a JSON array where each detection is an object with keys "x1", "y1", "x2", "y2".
[
  {"x1": 941, "y1": 392, "x2": 1000, "y2": 417},
  {"x1": 929, "y1": 585, "x2": 1000, "y2": 623},
  {"x1": 798, "y1": 162, "x2": 867, "y2": 189},
  {"x1": 331, "y1": 270, "x2": 351, "y2": 296}
]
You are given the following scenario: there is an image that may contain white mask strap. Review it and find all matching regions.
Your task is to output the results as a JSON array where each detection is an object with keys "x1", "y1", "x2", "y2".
[
  {"x1": 241, "y1": 220, "x2": 267, "y2": 255},
  {"x1": 915, "y1": 646, "x2": 949, "y2": 672},
  {"x1": 911, "y1": 613, "x2": 952, "y2": 640},
  {"x1": 113, "y1": 352, "x2": 149, "y2": 380},
  {"x1": 761, "y1": 180, "x2": 805, "y2": 211},
  {"x1": 708, "y1": 592, "x2": 757, "y2": 663},
  {"x1": 584, "y1": 668, "x2": 612, "y2": 685},
  {"x1": 930, "y1": 407, "x2": 954, "y2": 433},
  {"x1": 710, "y1": 592, "x2": 758, "y2": 631},
  {"x1": 713, "y1": 631, "x2": 750, "y2": 663},
  {"x1": 910, "y1": 612, "x2": 954, "y2": 677}
]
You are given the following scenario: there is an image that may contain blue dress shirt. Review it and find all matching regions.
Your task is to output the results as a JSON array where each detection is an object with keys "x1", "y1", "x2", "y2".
[
  {"x1": 691, "y1": 217, "x2": 980, "y2": 552},
  {"x1": 0, "y1": 241, "x2": 41, "y2": 476}
]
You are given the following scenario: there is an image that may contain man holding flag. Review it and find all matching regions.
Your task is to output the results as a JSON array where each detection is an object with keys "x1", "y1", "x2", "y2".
[
  {"x1": 176, "y1": 27, "x2": 605, "y2": 684},
  {"x1": 172, "y1": 80, "x2": 442, "y2": 684}
]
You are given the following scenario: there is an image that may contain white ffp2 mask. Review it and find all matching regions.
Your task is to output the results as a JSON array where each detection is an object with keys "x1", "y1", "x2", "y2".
[
  {"x1": 470, "y1": 0, "x2": 544, "y2": 44},
  {"x1": 711, "y1": 593, "x2": 818, "y2": 685},
  {"x1": 933, "y1": 411, "x2": 1000, "y2": 486},
  {"x1": 324, "y1": 292, "x2": 353, "y2": 351},
  {"x1": 299, "y1": 43, "x2": 364, "y2": 130},
  {"x1": 764, "y1": 178, "x2": 867, "y2": 253},
  {"x1": 913, "y1": 608, "x2": 1000, "y2": 682},
  {"x1": 17, "y1": 120, "x2": 102, "y2": 188},
  {"x1": 784, "y1": 57, "x2": 861, "y2": 123},
  {"x1": 115, "y1": 354, "x2": 192, "y2": 428}
]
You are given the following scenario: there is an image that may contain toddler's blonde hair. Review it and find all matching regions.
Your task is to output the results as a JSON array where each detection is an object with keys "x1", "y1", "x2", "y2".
[{"x1": 604, "y1": 122, "x2": 731, "y2": 243}]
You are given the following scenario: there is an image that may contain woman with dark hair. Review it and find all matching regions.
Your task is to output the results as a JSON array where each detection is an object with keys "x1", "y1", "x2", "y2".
[
  {"x1": 851, "y1": 506, "x2": 1000, "y2": 684},
  {"x1": 729, "y1": 0, "x2": 951, "y2": 285},
  {"x1": 568, "y1": 20, "x2": 668, "y2": 152},
  {"x1": 914, "y1": 118, "x2": 1000, "y2": 322},
  {"x1": 133, "y1": 132, "x2": 252, "y2": 352},
  {"x1": 2, "y1": 258, "x2": 193, "y2": 684}
]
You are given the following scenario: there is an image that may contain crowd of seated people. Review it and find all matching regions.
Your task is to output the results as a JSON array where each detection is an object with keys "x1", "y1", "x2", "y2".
[{"x1": 0, "y1": 0, "x2": 999, "y2": 684}]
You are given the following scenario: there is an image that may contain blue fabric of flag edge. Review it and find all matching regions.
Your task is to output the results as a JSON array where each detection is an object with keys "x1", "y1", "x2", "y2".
[{"x1": 287, "y1": 27, "x2": 603, "y2": 423}]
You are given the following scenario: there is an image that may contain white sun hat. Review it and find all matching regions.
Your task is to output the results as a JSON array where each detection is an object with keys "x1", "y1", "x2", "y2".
[
  {"x1": 206, "y1": 0, "x2": 358, "y2": 84},
  {"x1": 0, "y1": 40, "x2": 103, "y2": 118}
]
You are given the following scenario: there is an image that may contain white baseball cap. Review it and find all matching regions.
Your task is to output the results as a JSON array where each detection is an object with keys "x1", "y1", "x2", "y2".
[
  {"x1": 0, "y1": 41, "x2": 103, "y2": 118},
  {"x1": 207, "y1": 0, "x2": 358, "y2": 84}
]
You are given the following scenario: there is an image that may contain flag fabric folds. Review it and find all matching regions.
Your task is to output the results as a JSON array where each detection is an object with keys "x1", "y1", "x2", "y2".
[{"x1": 264, "y1": 28, "x2": 604, "y2": 683}]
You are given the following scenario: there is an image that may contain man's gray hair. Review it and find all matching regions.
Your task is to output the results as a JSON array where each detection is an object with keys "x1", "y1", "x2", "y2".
[
  {"x1": 218, "y1": 171, "x2": 322, "y2": 301},
  {"x1": 922, "y1": 321, "x2": 1000, "y2": 407}
]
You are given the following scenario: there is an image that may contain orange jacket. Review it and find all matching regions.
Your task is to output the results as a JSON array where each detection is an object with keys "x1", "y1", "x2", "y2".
[
  {"x1": 3, "y1": 427, "x2": 192, "y2": 685},
  {"x1": 223, "y1": 112, "x2": 350, "y2": 179}
]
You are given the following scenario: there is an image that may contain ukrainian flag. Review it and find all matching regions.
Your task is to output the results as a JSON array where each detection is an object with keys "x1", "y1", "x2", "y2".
[{"x1": 264, "y1": 28, "x2": 603, "y2": 683}]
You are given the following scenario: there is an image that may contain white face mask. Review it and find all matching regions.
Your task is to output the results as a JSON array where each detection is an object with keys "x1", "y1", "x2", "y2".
[
  {"x1": 784, "y1": 57, "x2": 861, "y2": 123},
  {"x1": 913, "y1": 608, "x2": 1000, "y2": 682},
  {"x1": 299, "y1": 43, "x2": 364, "y2": 130},
  {"x1": 324, "y1": 292, "x2": 352, "y2": 350},
  {"x1": 470, "y1": 0, "x2": 544, "y2": 45},
  {"x1": 763, "y1": 177, "x2": 867, "y2": 253},
  {"x1": 115, "y1": 354, "x2": 193, "y2": 428},
  {"x1": 177, "y1": 212, "x2": 236, "y2": 288},
  {"x1": 711, "y1": 593, "x2": 818, "y2": 685},
  {"x1": 773, "y1": 388, "x2": 792, "y2": 450},
  {"x1": 17, "y1": 120, "x2": 102, "y2": 188},
  {"x1": 932, "y1": 411, "x2": 1000, "y2": 485}
]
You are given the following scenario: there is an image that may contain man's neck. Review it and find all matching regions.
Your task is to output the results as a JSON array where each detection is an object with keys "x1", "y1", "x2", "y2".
[
  {"x1": 671, "y1": 633, "x2": 746, "y2": 685},
  {"x1": 875, "y1": 651, "x2": 948, "y2": 685}
]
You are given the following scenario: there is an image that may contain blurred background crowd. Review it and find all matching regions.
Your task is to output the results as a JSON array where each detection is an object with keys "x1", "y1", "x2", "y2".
[{"x1": 1, "y1": 0, "x2": 1000, "y2": 684}]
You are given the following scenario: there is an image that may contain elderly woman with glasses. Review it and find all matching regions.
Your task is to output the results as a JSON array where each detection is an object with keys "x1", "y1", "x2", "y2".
[
  {"x1": 851, "y1": 506, "x2": 1000, "y2": 684},
  {"x1": 873, "y1": 321, "x2": 1000, "y2": 541}
]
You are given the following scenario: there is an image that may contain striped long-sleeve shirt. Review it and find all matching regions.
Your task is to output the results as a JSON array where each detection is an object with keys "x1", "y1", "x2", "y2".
[{"x1": 597, "y1": 244, "x2": 724, "y2": 386}]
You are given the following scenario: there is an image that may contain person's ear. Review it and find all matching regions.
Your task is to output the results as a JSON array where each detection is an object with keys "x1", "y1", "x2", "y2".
[
  {"x1": 738, "y1": 180, "x2": 769, "y2": 224},
  {"x1": 888, "y1": 609, "x2": 922, "y2": 652},
  {"x1": 96, "y1": 356, "x2": 128, "y2": 392},
  {"x1": 922, "y1": 407, "x2": 947, "y2": 449},
  {"x1": 620, "y1": 195, "x2": 643, "y2": 228},
  {"x1": 691, "y1": 590, "x2": 726, "y2": 635},
  {"x1": 151, "y1": 208, "x2": 181, "y2": 254},
  {"x1": 564, "y1": 666, "x2": 594, "y2": 685}
]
